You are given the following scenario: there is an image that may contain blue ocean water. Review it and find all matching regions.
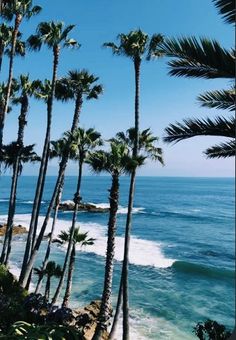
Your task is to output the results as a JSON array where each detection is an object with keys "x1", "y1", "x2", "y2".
[{"x1": 0, "y1": 176, "x2": 235, "y2": 339}]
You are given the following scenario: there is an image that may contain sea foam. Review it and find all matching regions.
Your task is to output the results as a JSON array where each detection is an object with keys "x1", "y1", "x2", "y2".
[{"x1": 0, "y1": 214, "x2": 174, "y2": 269}]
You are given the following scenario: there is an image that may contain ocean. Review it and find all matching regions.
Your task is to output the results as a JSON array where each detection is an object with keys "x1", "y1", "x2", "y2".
[{"x1": 0, "y1": 176, "x2": 235, "y2": 339}]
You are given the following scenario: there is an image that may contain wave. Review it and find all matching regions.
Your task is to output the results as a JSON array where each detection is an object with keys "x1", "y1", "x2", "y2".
[
  {"x1": 88, "y1": 202, "x2": 145, "y2": 215},
  {"x1": 172, "y1": 260, "x2": 235, "y2": 280},
  {"x1": 0, "y1": 214, "x2": 174, "y2": 269},
  {"x1": 0, "y1": 199, "x2": 8, "y2": 202}
]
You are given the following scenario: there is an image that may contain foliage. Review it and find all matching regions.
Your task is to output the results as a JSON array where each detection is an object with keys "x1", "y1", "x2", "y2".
[
  {"x1": 0, "y1": 265, "x2": 28, "y2": 333},
  {"x1": 1, "y1": 320, "x2": 82, "y2": 339},
  {"x1": 194, "y1": 320, "x2": 232, "y2": 339}
]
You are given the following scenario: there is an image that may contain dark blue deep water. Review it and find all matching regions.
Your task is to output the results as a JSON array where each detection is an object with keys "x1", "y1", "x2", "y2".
[{"x1": 0, "y1": 176, "x2": 235, "y2": 339}]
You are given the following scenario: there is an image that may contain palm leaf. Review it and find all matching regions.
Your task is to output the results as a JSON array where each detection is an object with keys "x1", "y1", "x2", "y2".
[
  {"x1": 161, "y1": 37, "x2": 235, "y2": 79},
  {"x1": 213, "y1": 0, "x2": 236, "y2": 24},
  {"x1": 164, "y1": 116, "x2": 235, "y2": 144},
  {"x1": 197, "y1": 88, "x2": 235, "y2": 111},
  {"x1": 205, "y1": 139, "x2": 236, "y2": 158}
]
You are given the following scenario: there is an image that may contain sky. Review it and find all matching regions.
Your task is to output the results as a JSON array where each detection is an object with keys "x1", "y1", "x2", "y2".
[{"x1": 1, "y1": 0, "x2": 234, "y2": 177}]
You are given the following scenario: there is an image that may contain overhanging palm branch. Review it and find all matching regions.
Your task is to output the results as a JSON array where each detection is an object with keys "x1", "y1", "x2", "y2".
[
  {"x1": 205, "y1": 139, "x2": 235, "y2": 158},
  {"x1": 197, "y1": 87, "x2": 235, "y2": 111},
  {"x1": 160, "y1": 37, "x2": 235, "y2": 79},
  {"x1": 164, "y1": 116, "x2": 235, "y2": 144},
  {"x1": 213, "y1": 0, "x2": 236, "y2": 24}
]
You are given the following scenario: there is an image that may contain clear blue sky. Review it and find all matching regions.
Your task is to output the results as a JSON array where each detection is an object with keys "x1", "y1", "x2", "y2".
[{"x1": 1, "y1": 0, "x2": 234, "y2": 176}]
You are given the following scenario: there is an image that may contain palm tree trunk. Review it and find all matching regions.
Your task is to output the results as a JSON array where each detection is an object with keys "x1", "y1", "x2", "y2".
[
  {"x1": 122, "y1": 58, "x2": 141, "y2": 340},
  {"x1": 62, "y1": 243, "x2": 76, "y2": 308},
  {"x1": 0, "y1": 96, "x2": 28, "y2": 265},
  {"x1": 93, "y1": 174, "x2": 119, "y2": 340},
  {"x1": 19, "y1": 46, "x2": 60, "y2": 284},
  {"x1": 0, "y1": 13, "x2": 22, "y2": 150},
  {"x1": 0, "y1": 160, "x2": 20, "y2": 264},
  {"x1": 0, "y1": 45, "x2": 4, "y2": 73},
  {"x1": 109, "y1": 270, "x2": 123, "y2": 340},
  {"x1": 21, "y1": 98, "x2": 82, "y2": 289},
  {"x1": 45, "y1": 275, "x2": 50, "y2": 301},
  {"x1": 35, "y1": 187, "x2": 63, "y2": 294},
  {"x1": 52, "y1": 159, "x2": 83, "y2": 305},
  {"x1": 122, "y1": 170, "x2": 136, "y2": 340}
]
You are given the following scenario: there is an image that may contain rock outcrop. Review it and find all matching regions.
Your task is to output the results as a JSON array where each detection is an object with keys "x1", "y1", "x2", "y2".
[
  {"x1": 74, "y1": 300, "x2": 112, "y2": 340},
  {"x1": 59, "y1": 201, "x2": 110, "y2": 213},
  {"x1": 0, "y1": 224, "x2": 27, "y2": 237}
]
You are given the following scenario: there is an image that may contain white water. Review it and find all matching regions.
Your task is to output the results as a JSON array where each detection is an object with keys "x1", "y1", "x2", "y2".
[{"x1": 0, "y1": 214, "x2": 174, "y2": 269}]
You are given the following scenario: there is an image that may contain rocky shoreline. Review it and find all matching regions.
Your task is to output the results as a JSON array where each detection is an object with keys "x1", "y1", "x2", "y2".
[
  {"x1": 58, "y1": 201, "x2": 110, "y2": 213},
  {"x1": 0, "y1": 224, "x2": 27, "y2": 237}
]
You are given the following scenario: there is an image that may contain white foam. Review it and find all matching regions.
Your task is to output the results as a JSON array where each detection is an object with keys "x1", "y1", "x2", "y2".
[
  {"x1": 0, "y1": 199, "x2": 8, "y2": 202},
  {"x1": 88, "y1": 202, "x2": 145, "y2": 215},
  {"x1": 0, "y1": 214, "x2": 174, "y2": 269}
]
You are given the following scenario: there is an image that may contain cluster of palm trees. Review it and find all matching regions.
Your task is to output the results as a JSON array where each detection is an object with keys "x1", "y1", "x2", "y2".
[{"x1": 0, "y1": 0, "x2": 235, "y2": 339}]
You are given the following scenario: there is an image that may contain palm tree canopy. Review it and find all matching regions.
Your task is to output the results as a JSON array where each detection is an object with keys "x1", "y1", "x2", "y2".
[
  {"x1": 111, "y1": 128, "x2": 164, "y2": 165},
  {"x1": 63, "y1": 128, "x2": 103, "y2": 162},
  {"x1": 197, "y1": 87, "x2": 235, "y2": 111},
  {"x1": 27, "y1": 21, "x2": 79, "y2": 51},
  {"x1": 87, "y1": 140, "x2": 145, "y2": 176},
  {"x1": 50, "y1": 136, "x2": 77, "y2": 160},
  {"x1": 56, "y1": 70, "x2": 103, "y2": 102},
  {"x1": 104, "y1": 29, "x2": 164, "y2": 62},
  {"x1": 160, "y1": 37, "x2": 235, "y2": 79},
  {"x1": 163, "y1": 116, "x2": 235, "y2": 144},
  {"x1": 1, "y1": 0, "x2": 42, "y2": 21},
  {"x1": 44, "y1": 261, "x2": 62, "y2": 278},
  {"x1": 0, "y1": 80, "x2": 18, "y2": 111},
  {"x1": 213, "y1": 0, "x2": 236, "y2": 24},
  {"x1": 11, "y1": 74, "x2": 41, "y2": 105},
  {"x1": 54, "y1": 227, "x2": 95, "y2": 247},
  {"x1": 0, "y1": 142, "x2": 40, "y2": 173}
]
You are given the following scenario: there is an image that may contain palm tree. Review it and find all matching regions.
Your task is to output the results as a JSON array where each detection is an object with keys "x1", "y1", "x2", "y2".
[
  {"x1": 0, "y1": 0, "x2": 41, "y2": 149},
  {"x1": 109, "y1": 128, "x2": 164, "y2": 340},
  {"x1": 161, "y1": 0, "x2": 235, "y2": 158},
  {"x1": 51, "y1": 127, "x2": 102, "y2": 305},
  {"x1": 0, "y1": 23, "x2": 25, "y2": 73},
  {"x1": 21, "y1": 71, "x2": 103, "y2": 288},
  {"x1": 87, "y1": 140, "x2": 143, "y2": 340},
  {"x1": 0, "y1": 75, "x2": 40, "y2": 265},
  {"x1": 34, "y1": 261, "x2": 62, "y2": 300},
  {"x1": 53, "y1": 228, "x2": 94, "y2": 307},
  {"x1": 19, "y1": 22, "x2": 79, "y2": 284},
  {"x1": 104, "y1": 30, "x2": 164, "y2": 339}
]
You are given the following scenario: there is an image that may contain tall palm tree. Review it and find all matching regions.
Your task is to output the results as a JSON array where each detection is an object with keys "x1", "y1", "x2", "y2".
[
  {"x1": 51, "y1": 127, "x2": 102, "y2": 305},
  {"x1": 0, "y1": 0, "x2": 41, "y2": 149},
  {"x1": 109, "y1": 128, "x2": 164, "y2": 340},
  {"x1": 87, "y1": 140, "x2": 144, "y2": 340},
  {"x1": 19, "y1": 22, "x2": 79, "y2": 284},
  {"x1": 21, "y1": 71, "x2": 103, "y2": 288},
  {"x1": 0, "y1": 23, "x2": 25, "y2": 73},
  {"x1": 0, "y1": 75, "x2": 40, "y2": 265},
  {"x1": 0, "y1": 142, "x2": 40, "y2": 261},
  {"x1": 161, "y1": 0, "x2": 235, "y2": 159},
  {"x1": 34, "y1": 135, "x2": 76, "y2": 295},
  {"x1": 104, "y1": 30, "x2": 164, "y2": 339},
  {"x1": 34, "y1": 261, "x2": 62, "y2": 300},
  {"x1": 53, "y1": 228, "x2": 94, "y2": 307}
]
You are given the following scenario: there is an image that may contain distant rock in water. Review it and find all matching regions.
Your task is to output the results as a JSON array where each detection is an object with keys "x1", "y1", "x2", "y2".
[
  {"x1": 59, "y1": 200, "x2": 110, "y2": 213},
  {"x1": 0, "y1": 224, "x2": 27, "y2": 236}
]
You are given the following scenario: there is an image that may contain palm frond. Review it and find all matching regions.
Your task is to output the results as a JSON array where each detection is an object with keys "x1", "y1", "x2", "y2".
[
  {"x1": 205, "y1": 139, "x2": 236, "y2": 158},
  {"x1": 197, "y1": 88, "x2": 235, "y2": 111},
  {"x1": 213, "y1": 0, "x2": 236, "y2": 24},
  {"x1": 161, "y1": 37, "x2": 235, "y2": 79},
  {"x1": 164, "y1": 116, "x2": 235, "y2": 144}
]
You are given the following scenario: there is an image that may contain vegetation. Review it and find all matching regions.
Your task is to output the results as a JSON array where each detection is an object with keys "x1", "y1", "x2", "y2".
[
  {"x1": 162, "y1": 0, "x2": 235, "y2": 158},
  {"x1": 0, "y1": 0, "x2": 234, "y2": 339}
]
